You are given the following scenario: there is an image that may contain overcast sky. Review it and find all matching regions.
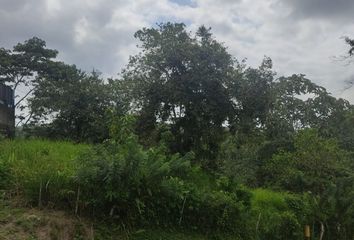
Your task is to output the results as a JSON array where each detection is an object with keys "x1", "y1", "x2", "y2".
[{"x1": 1, "y1": 0, "x2": 354, "y2": 101}]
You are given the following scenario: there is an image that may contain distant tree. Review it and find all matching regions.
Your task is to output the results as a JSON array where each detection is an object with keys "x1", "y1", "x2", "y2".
[{"x1": 0, "y1": 37, "x2": 58, "y2": 125}]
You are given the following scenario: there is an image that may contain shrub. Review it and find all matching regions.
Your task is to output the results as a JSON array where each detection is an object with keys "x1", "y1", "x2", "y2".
[
  {"x1": 74, "y1": 116, "x2": 252, "y2": 237},
  {"x1": 75, "y1": 116, "x2": 194, "y2": 223},
  {"x1": 250, "y1": 189, "x2": 305, "y2": 240}
]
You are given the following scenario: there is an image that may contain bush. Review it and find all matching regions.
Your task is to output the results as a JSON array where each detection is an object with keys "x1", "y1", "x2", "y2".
[
  {"x1": 75, "y1": 116, "x2": 194, "y2": 223},
  {"x1": 250, "y1": 189, "x2": 305, "y2": 240},
  {"x1": 74, "y1": 116, "x2": 253, "y2": 237}
]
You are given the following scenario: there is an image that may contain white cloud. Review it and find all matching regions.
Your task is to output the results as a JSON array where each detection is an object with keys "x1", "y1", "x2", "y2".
[{"x1": 74, "y1": 17, "x2": 89, "y2": 44}]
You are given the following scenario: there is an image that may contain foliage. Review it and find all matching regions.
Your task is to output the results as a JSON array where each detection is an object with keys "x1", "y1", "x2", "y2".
[
  {"x1": 250, "y1": 189, "x2": 308, "y2": 240},
  {"x1": 263, "y1": 129, "x2": 354, "y2": 239},
  {"x1": 218, "y1": 132, "x2": 265, "y2": 187},
  {"x1": 0, "y1": 138, "x2": 331, "y2": 239},
  {"x1": 74, "y1": 116, "x2": 251, "y2": 236},
  {"x1": 228, "y1": 57, "x2": 275, "y2": 133},
  {"x1": 264, "y1": 129, "x2": 347, "y2": 194},
  {"x1": 265, "y1": 74, "x2": 351, "y2": 141},
  {"x1": 27, "y1": 66, "x2": 116, "y2": 142},
  {"x1": 121, "y1": 23, "x2": 234, "y2": 168},
  {"x1": 320, "y1": 107, "x2": 354, "y2": 150},
  {"x1": 75, "y1": 118, "x2": 193, "y2": 220}
]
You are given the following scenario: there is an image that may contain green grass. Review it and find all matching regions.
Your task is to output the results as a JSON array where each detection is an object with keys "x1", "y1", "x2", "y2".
[
  {"x1": 0, "y1": 139, "x2": 88, "y2": 206},
  {"x1": 0, "y1": 138, "x2": 88, "y2": 173}
]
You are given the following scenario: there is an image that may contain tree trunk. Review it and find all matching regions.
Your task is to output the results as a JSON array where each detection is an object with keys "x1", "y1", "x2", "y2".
[
  {"x1": 75, "y1": 186, "x2": 80, "y2": 215},
  {"x1": 38, "y1": 181, "x2": 42, "y2": 208},
  {"x1": 319, "y1": 221, "x2": 325, "y2": 240}
]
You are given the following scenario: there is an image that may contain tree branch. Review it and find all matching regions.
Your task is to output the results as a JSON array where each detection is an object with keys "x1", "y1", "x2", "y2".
[{"x1": 15, "y1": 87, "x2": 34, "y2": 108}]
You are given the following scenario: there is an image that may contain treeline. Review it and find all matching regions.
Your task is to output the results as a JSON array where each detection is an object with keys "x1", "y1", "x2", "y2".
[{"x1": 1, "y1": 23, "x2": 354, "y2": 239}]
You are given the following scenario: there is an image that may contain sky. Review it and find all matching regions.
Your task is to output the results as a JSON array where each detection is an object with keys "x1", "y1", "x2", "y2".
[{"x1": 1, "y1": 0, "x2": 354, "y2": 101}]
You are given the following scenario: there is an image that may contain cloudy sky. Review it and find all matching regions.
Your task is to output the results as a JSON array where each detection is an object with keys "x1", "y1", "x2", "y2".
[{"x1": 1, "y1": 0, "x2": 354, "y2": 101}]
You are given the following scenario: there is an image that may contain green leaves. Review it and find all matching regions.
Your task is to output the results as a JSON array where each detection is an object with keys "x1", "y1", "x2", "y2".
[{"x1": 264, "y1": 129, "x2": 346, "y2": 194}]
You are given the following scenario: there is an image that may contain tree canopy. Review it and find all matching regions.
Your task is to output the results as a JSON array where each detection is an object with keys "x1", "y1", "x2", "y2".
[{"x1": 0, "y1": 37, "x2": 58, "y2": 124}]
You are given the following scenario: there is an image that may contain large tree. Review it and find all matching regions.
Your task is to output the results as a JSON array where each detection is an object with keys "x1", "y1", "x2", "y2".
[{"x1": 122, "y1": 23, "x2": 235, "y2": 168}]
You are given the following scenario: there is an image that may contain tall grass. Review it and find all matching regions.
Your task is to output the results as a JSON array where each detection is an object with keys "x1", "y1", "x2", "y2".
[{"x1": 0, "y1": 139, "x2": 88, "y2": 207}]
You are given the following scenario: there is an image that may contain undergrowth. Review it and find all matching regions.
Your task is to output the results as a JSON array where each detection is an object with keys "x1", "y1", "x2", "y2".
[{"x1": 0, "y1": 138, "x2": 309, "y2": 239}]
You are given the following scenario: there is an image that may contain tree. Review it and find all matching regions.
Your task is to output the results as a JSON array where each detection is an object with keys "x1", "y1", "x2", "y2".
[
  {"x1": 0, "y1": 37, "x2": 58, "y2": 125},
  {"x1": 227, "y1": 57, "x2": 275, "y2": 134},
  {"x1": 264, "y1": 74, "x2": 351, "y2": 140},
  {"x1": 121, "y1": 23, "x2": 235, "y2": 168},
  {"x1": 27, "y1": 63, "x2": 115, "y2": 142},
  {"x1": 263, "y1": 129, "x2": 353, "y2": 239},
  {"x1": 323, "y1": 108, "x2": 354, "y2": 150},
  {"x1": 265, "y1": 129, "x2": 346, "y2": 194}
]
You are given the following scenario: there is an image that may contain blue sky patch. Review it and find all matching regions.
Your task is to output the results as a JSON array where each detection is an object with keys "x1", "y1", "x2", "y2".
[{"x1": 169, "y1": 0, "x2": 197, "y2": 7}]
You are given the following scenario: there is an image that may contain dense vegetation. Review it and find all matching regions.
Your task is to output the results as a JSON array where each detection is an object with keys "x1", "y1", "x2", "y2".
[
  {"x1": 0, "y1": 138, "x2": 311, "y2": 239},
  {"x1": 1, "y1": 23, "x2": 354, "y2": 239}
]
